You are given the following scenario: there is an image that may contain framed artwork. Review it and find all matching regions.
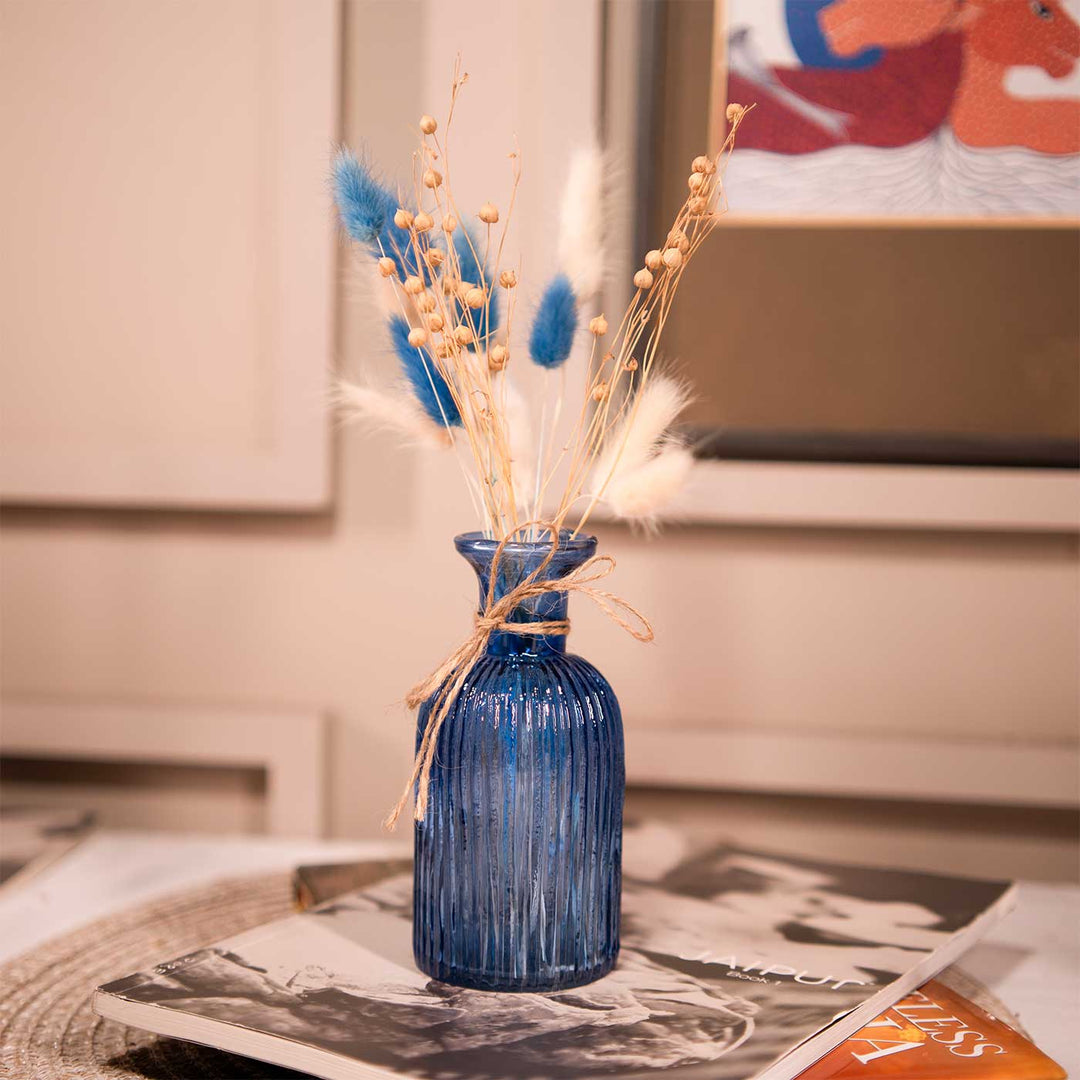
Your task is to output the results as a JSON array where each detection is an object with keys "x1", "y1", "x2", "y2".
[
  {"x1": 710, "y1": 0, "x2": 1080, "y2": 222},
  {"x1": 598, "y1": 0, "x2": 1078, "y2": 526}
]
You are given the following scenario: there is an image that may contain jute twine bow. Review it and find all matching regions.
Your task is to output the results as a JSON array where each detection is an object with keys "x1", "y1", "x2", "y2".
[{"x1": 385, "y1": 521, "x2": 654, "y2": 828}]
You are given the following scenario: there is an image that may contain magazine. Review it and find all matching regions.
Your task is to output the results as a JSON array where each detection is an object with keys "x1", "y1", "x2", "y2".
[
  {"x1": 803, "y1": 977, "x2": 1065, "y2": 1079},
  {"x1": 93, "y1": 824, "x2": 1016, "y2": 1080},
  {"x1": 292, "y1": 859, "x2": 1066, "y2": 1080}
]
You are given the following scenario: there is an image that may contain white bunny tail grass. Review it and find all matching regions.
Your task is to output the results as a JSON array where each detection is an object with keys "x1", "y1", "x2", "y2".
[
  {"x1": 590, "y1": 374, "x2": 692, "y2": 494},
  {"x1": 604, "y1": 440, "x2": 694, "y2": 530},
  {"x1": 600, "y1": 149, "x2": 632, "y2": 301},
  {"x1": 341, "y1": 247, "x2": 399, "y2": 321},
  {"x1": 557, "y1": 144, "x2": 604, "y2": 301},
  {"x1": 501, "y1": 376, "x2": 535, "y2": 513},
  {"x1": 332, "y1": 378, "x2": 451, "y2": 449}
]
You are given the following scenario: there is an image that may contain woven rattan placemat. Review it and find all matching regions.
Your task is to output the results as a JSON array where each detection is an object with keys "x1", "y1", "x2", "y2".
[{"x1": 0, "y1": 873, "x2": 308, "y2": 1079}]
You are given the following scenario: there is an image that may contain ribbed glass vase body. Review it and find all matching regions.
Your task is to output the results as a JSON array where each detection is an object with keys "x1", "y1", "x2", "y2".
[{"x1": 413, "y1": 532, "x2": 624, "y2": 992}]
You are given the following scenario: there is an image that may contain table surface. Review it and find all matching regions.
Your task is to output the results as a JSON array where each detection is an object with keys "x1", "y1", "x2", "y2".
[{"x1": 0, "y1": 830, "x2": 1076, "y2": 1076}]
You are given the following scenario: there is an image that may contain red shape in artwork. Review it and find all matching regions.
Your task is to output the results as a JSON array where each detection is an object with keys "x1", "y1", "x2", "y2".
[
  {"x1": 727, "y1": 0, "x2": 1080, "y2": 155},
  {"x1": 729, "y1": 34, "x2": 964, "y2": 154}
]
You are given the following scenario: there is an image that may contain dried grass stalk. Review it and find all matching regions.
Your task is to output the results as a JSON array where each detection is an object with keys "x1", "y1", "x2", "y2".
[{"x1": 333, "y1": 57, "x2": 752, "y2": 538}]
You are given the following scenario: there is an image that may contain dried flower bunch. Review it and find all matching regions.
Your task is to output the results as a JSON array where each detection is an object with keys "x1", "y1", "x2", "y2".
[{"x1": 334, "y1": 64, "x2": 748, "y2": 538}]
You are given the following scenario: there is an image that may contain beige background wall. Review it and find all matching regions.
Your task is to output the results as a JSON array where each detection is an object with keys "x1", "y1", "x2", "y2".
[
  {"x1": 4, "y1": 483, "x2": 1077, "y2": 833},
  {"x1": 1, "y1": 1, "x2": 1077, "y2": 876}
]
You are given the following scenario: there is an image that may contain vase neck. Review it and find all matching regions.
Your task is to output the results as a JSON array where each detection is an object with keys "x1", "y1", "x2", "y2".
[{"x1": 455, "y1": 531, "x2": 598, "y2": 658}]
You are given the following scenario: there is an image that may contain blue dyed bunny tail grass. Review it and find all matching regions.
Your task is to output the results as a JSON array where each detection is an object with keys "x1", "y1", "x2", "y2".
[
  {"x1": 332, "y1": 148, "x2": 389, "y2": 244},
  {"x1": 453, "y1": 228, "x2": 500, "y2": 349},
  {"x1": 529, "y1": 274, "x2": 578, "y2": 369},
  {"x1": 388, "y1": 315, "x2": 462, "y2": 428},
  {"x1": 332, "y1": 148, "x2": 421, "y2": 279}
]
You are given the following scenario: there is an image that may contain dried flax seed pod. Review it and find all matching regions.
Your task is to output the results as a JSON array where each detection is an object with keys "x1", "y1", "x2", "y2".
[{"x1": 667, "y1": 228, "x2": 690, "y2": 254}]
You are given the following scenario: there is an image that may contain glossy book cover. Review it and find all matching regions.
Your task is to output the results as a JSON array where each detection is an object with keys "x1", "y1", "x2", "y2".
[
  {"x1": 800, "y1": 977, "x2": 1065, "y2": 1079},
  {"x1": 94, "y1": 825, "x2": 1016, "y2": 1080}
]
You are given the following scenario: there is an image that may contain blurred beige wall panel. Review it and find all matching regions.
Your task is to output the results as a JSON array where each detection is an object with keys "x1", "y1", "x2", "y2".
[
  {"x1": 0, "y1": 764, "x2": 268, "y2": 836},
  {"x1": 626, "y1": 728, "x2": 1079, "y2": 809},
  {"x1": 624, "y1": 789, "x2": 1080, "y2": 884},
  {"x1": 1, "y1": 701, "x2": 326, "y2": 837},
  {"x1": 0, "y1": 0, "x2": 338, "y2": 509},
  {"x1": 594, "y1": 461, "x2": 1080, "y2": 532}
]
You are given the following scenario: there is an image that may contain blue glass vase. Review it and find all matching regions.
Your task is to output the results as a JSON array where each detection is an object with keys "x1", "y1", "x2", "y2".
[{"x1": 413, "y1": 531, "x2": 624, "y2": 992}]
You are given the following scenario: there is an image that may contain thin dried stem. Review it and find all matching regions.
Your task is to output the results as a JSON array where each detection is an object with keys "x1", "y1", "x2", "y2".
[{"x1": 361, "y1": 62, "x2": 750, "y2": 540}]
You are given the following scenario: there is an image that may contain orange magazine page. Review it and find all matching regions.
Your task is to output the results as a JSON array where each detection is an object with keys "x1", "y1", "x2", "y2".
[{"x1": 799, "y1": 978, "x2": 1066, "y2": 1079}]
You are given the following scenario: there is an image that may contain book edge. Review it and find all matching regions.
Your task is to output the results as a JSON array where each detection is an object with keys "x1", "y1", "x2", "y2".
[
  {"x1": 752, "y1": 880, "x2": 1021, "y2": 1080},
  {"x1": 97, "y1": 910, "x2": 318, "y2": 995},
  {"x1": 91, "y1": 987, "x2": 397, "y2": 1080}
]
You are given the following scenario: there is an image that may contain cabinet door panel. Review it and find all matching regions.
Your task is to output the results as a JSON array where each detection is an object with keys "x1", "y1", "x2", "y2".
[{"x1": 0, "y1": 0, "x2": 338, "y2": 509}]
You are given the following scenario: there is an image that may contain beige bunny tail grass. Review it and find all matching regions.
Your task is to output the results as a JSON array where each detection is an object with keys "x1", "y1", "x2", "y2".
[
  {"x1": 590, "y1": 374, "x2": 692, "y2": 493},
  {"x1": 333, "y1": 378, "x2": 451, "y2": 449},
  {"x1": 604, "y1": 440, "x2": 694, "y2": 530},
  {"x1": 557, "y1": 143, "x2": 605, "y2": 301},
  {"x1": 501, "y1": 376, "x2": 535, "y2": 513}
]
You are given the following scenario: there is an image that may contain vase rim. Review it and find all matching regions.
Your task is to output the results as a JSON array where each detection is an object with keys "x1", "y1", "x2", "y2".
[{"x1": 454, "y1": 529, "x2": 596, "y2": 555}]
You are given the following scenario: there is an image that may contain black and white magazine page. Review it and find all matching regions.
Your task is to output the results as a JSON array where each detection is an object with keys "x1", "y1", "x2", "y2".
[{"x1": 93, "y1": 824, "x2": 1016, "y2": 1080}]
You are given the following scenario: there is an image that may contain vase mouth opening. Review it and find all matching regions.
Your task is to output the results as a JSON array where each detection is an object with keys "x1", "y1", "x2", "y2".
[{"x1": 454, "y1": 530, "x2": 596, "y2": 557}]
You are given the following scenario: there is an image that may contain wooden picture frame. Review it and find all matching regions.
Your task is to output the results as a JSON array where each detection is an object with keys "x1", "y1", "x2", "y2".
[
  {"x1": 708, "y1": 0, "x2": 1080, "y2": 226},
  {"x1": 598, "y1": 0, "x2": 1079, "y2": 526}
]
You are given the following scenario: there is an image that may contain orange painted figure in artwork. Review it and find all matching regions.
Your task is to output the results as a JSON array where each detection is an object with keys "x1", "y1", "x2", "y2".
[
  {"x1": 820, "y1": 0, "x2": 1080, "y2": 153},
  {"x1": 953, "y1": 0, "x2": 1080, "y2": 152},
  {"x1": 819, "y1": 0, "x2": 958, "y2": 56}
]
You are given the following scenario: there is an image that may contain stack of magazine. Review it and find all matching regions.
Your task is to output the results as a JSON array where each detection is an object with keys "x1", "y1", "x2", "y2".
[{"x1": 93, "y1": 823, "x2": 1065, "y2": 1080}]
